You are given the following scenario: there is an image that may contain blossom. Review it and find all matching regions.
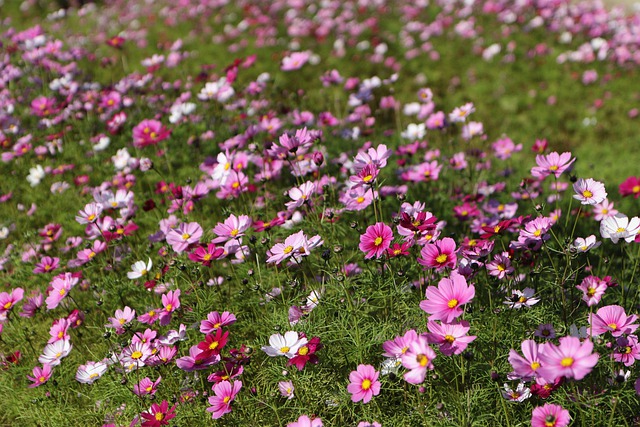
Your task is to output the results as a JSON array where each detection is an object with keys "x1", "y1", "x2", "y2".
[
  {"x1": 531, "y1": 403, "x2": 570, "y2": 427},
  {"x1": 200, "y1": 311, "x2": 237, "y2": 334},
  {"x1": 531, "y1": 152, "x2": 575, "y2": 179},
  {"x1": 592, "y1": 199, "x2": 618, "y2": 221},
  {"x1": 132, "y1": 119, "x2": 170, "y2": 148},
  {"x1": 33, "y1": 256, "x2": 59, "y2": 274},
  {"x1": 281, "y1": 51, "x2": 310, "y2": 71},
  {"x1": 572, "y1": 178, "x2": 607, "y2": 205},
  {"x1": 189, "y1": 244, "x2": 224, "y2": 266},
  {"x1": 503, "y1": 288, "x2": 539, "y2": 309},
  {"x1": 262, "y1": 331, "x2": 307, "y2": 358},
  {"x1": 619, "y1": 176, "x2": 640, "y2": 198},
  {"x1": 613, "y1": 335, "x2": 640, "y2": 366},
  {"x1": 419, "y1": 272, "x2": 475, "y2": 322},
  {"x1": 176, "y1": 344, "x2": 220, "y2": 371},
  {"x1": 279, "y1": 380, "x2": 295, "y2": 399},
  {"x1": 0, "y1": 287, "x2": 24, "y2": 315},
  {"x1": 159, "y1": 289, "x2": 181, "y2": 326},
  {"x1": 212, "y1": 214, "x2": 252, "y2": 243},
  {"x1": 128, "y1": 258, "x2": 153, "y2": 280},
  {"x1": 75, "y1": 361, "x2": 108, "y2": 384},
  {"x1": 508, "y1": 340, "x2": 544, "y2": 381},
  {"x1": 485, "y1": 252, "x2": 514, "y2": 279},
  {"x1": 287, "y1": 336, "x2": 322, "y2": 371},
  {"x1": 27, "y1": 364, "x2": 53, "y2": 388},
  {"x1": 196, "y1": 329, "x2": 229, "y2": 360},
  {"x1": 287, "y1": 415, "x2": 323, "y2": 427},
  {"x1": 39, "y1": 339, "x2": 72, "y2": 366},
  {"x1": 401, "y1": 334, "x2": 436, "y2": 384},
  {"x1": 166, "y1": 222, "x2": 202, "y2": 253},
  {"x1": 417, "y1": 237, "x2": 457, "y2": 271},
  {"x1": 502, "y1": 382, "x2": 531, "y2": 402},
  {"x1": 359, "y1": 222, "x2": 393, "y2": 259},
  {"x1": 576, "y1": 276, "x2": 607, "y2": 306},
  {"x1": 425, "y1": 320, "x2": 476, "y2": 356},
  {"x1": 106, "y1": 306, "x2": 136, "y2": 334},
  {"x1": 347, "y1": 364, "x2": 381, "y2": 404},
  {"x1": 589, "y1": 305, "x2": 639, "y2": 337},
  {"x1": 140, "y1": 400, "x2": 177, "y2": 427},
  {"x1": 600, "y1": 213, "x2": 640, "y2": 243},
  {"x1": 206, "y1": 380, "x2": 242, "y2": 419},
  {"x1": 383, "y1": 329, "x2": 418, "y2": 358},
  {"x1": 538, "y1": 336, "x2": 599, "y2": 381},
  {"x1": 133, "y1": 376, "x2": 162, "y2": 396},
  {"x1": 285, "y1": 181, "x2": 316, "y2": 210},
  {"x1": 45, "y1": 273, "x2": 78, "y2": 310},
  {"x1": 571, "y1": 235, "x2": 601, "y2": 253}
]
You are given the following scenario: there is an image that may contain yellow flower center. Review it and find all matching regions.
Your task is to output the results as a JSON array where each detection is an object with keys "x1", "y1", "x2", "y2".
[
  {"x1": 119, "y1": 318, "x2": 126, "y2": 325},
  {"x1": 87, "y1": 214, "x2": 95, "y2": 221},
  {"x1": 549, "y1": 165, "x2": 559, "y2": 171},
  {"x1": 230, "y1": 229, "x2": 239, "y2": 237},
  {"x1": 283, "y1": 246, "x2": 294, "y2": 254},
  {"x1": 533, "y1": 229, "x2": 541, "y2": 237},
  {"x1": 633, "y1": 185, "x2": 640, "y2": 193},
  {"x1": 165, "y1": 304, "x2": 173, "y2": 312},
  {"x1": 616, "y1": 227, "x2": 626, "y2": 233},
  {"x1": 560, "y1": 357, "x2": 573, "y2": 367},
  {"x1": 3, "y1": 302, "x2": 12, "y2": 310},
  {"x1": 416, "y1": 354, "x2": 429, "y2": 367},
  {"x1": 223, "y1": 396, "x2": 231, "y2": 404},
  {"x1": 89, "y1": 373, "x2": 99, "y2": 379},
  {"x1": 444, "y1": 335, "x2": 455, "y2": 344},
  {"x1": 447, "y1": 299, "x2": 458, "y2": 308},
  {"x1": 39, "y1": 376, "x2": 46, "y2": 383},
  {"x1": 435, "y1": 254, "x2": 448, "y2": 264},
  {"x1": 587, "y1": 287, "x2": 596, "y2": 297},
  {"x1": 608, "y1": 323, "x2": 618, "y2": 330},
  {"x1": 209, "y1": 341, "x2": 219, "y2": 350},
  {"x1": 361, "y1": 379, "x2": 372, "y2": 390},
  {"x1": 374, "y1": 237, "x2": 383, "y2": 246},
  {"x1": 531, "y1": 361, "x2": 540, "y2": 370},
  {"x1": 203, "y1": 254, "x2": 212, "y2": 261},
  {"x1": 155, "y1": 413, "x2": 164, "y2": 421},
  {"x1": 363, "y1": 175, "x2": 373, "y2": 183},
  {"x1": 131, "y1": 351, "x2": 143, "y2": 360},
  {"x1": 182, "y1": 233, "x2": 191, "y2": 240},
  {"x1": 298, "y1": 346, "x2": 309, "y2": 356},
  {"x1": 356, "y1": 196, "x2": 365, "y2": 203},
  {"x1": 280, "y1": 346, "x2": 290, "y2": 354},
  {"x1": 497, "y1": 264, "x2": 505, "y2": 272},
  {"x1": 59, "y1": 289, "x2": 66, "y2": 296},
  {"x1": 582, "y1": 190, "x2": 593, "y2": 198}
]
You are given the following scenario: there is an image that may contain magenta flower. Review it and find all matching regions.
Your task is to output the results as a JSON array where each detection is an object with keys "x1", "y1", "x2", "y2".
[
  {"x1": 382, "y1": 329, "x2": 418, "y2": 358},
  {"x1": 132, "y1": 119, "x2": 170, "y2": 148},
  {"x1": 45, "y1": 273, "x2": 79, "y2": 310},
  {"x1": 347, "y1": 364, "x2": 381, "y2": 404},
  {"x1": 572, "y1": 178, "x2": 607, "y2": 205},
  {"x1": 531, "y1": 151, "x2": 575, "y2": 179},
  {"x1": 200, "y1": 311, "x2": 237, "y2": 334},
  {"x1": 401, "y1": 334, "x2": 436, "y2": 384},
  {"x1": 419, "y1": 272, "x2": 475, "y2": 323},
  {"x1": 287, "y1": 415, "x2": 323, "y2": 427},
  {"x1": 27, "y1": 364, "x2": 53, "y2": 388},
  {"x1": 589, "y1": 305, "x2": 639, "y2": 337},
  {"x1": 359, "y1": 222, "x2": 393, "y2": 260},
  {"x1": 176, "y1": 344, "x2": 220, "y2": 371},
  {"x1": 417, "y1": 237, "x2": 457, "y2": 271},
  {"x1": 531, "y1": 403, "x2": 570, "y2": 427},
  {"x1": 166, "y1": 222, "x2": 203, "y2": 253},
  {"x1": 106, "y1": 306, "x2": 136, "y2": 334},
  {"x1": 140, "y1": 400, "x2": 176, "y2": 427},
  {"x1": 0, "y1": 287, "x2": 24, "y2": 314},
  {"x1": 33, "y1": 256, "x2": 59, "y2": 274},
  {"x1": 425, "y1": 320, "x2": 476, "y2": 356},
  {"x1": 576, "y1": 276, "x2": 607, "y2": 307},
  {"x1": 159, "y1": 289, "x2": 181, "y2": 326},
  {"x1": 188, "y1": 243, "x2": 224, "y2": 266},
  {"x1": 206, "y1": 380, "x2": 242, "y2": 419},
  {"x1": 613, "y1": 335, "x2": 640, "y2": 367},
  {"x1": 619, "y1": 176, "x2": 640, "y2": 198},
  {"x1": 48, "y1": 318, "x2": 70, "y2": 343},
  {"x1": 133, "y1": 376, "x2": 162, "y2": 396},
  {"x1": 538, "y1": 336, "x2": 599, "y2": 382}
]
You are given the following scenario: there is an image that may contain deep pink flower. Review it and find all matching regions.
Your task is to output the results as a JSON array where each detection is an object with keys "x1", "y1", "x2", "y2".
[
  {"x1": 382, "y1": 329, "x2": 418, "y2": 358},
  {"x1": 531, "y1": 403, "x2": 570, "y2": 427},
  {"x1": 33, "y1": 256, "x2": 60, "y2": 274},
  {"x1": 419, "y1": 272, "x2": 475, "y2": 323},
  {"x1": 576, "y1": 276, "x2": 607, "y2": 307},
  {"x1": 287, "y1": 415, "x2": 323, "y2": 427},
  {"x1": 206, "y1": 380, "x2": 242, "y2": 419},
  {"x1": 200, "y1": 311, "x2": 237, "y2": 334},
  {"x1": 417, "y1": 237, "x2": 457, "y2": 271},
  {"x1": 176, "y1": 344, "x2": 220, "y2": 371},
  {"x1": 508, "y1": 339, "x2": 545, "y2": 381},
  {"x1": 359, "y1": 222, "x2": 393, "y2": 259},
  {"x1": 538, "y1": 336, "x2": 599, "y2": 381},
  {"x1": 619, "y1": 176, "x2": 640, "y2": 198},
  {"x1": 133, "y1": 376, "x2": 162, "y2": 396},
  {"x1": 132, "y1": 119, "x2": 170, "y2": 148},
  {"x1": 140, "y1": 400, "x2": 176, "y2": 427},
  {"x1": 159, "y1": 289, "x2": 180, "y2": 326},
  {"x1": 27, "y1": 364, "x2": 53, "y2": 388},
  {"x1": 612, "y1": 335, "x2": 640, "y2": 366},
  {"x1": 189, "y1": 244, "x2": 224, "y2": 266},
  {"x1": 347, "y1": 364, "x2": 381, "y2": 404},
  {"x1": 0, "y1": 287, "x2": 24, "y2": 314},
  {"x1": 425, "y1": 320, "x2": 476, "y2": 356}
]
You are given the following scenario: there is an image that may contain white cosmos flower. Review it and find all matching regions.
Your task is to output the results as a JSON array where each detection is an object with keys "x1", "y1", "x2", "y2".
[
  {"x1": 75, "y1": 361, "x2": 108, "y2": 384},
  {"x1": 127, "y1": 258, "x2": 153, "y2": 279},
  {"x1": 261, "y1": 331, "x2": 307, "y2": 359},
  {"x1": 401, "y1": 123, "x2": 426, "y2": 140},
  {"x1": 600, "y1": 213, "x2": 640, "y2": 244},
  {"x1": 27, "y1": 165, "x2": 45, "y2": 187},
  {"x1": 39, "y1": 339, "x2": 72, "y2": 366},
  {"x1": 571, "y1": 235, "x2": 601, "y2": 253}
]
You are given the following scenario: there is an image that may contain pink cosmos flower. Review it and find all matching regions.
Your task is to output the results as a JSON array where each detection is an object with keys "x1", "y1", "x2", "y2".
[
  {"x1": 576, "y1": 276, "x2": 607, "y2": 307},
  {"x1": 531, "y1": 403, "x2": 570, "y2": 427},
  {"x1": 401, "y1": 334, "x2": 437, "y2": 384},
  {"x1": 106, "y1": 306, "x2": 136, "y2": 334},
  {"x1": 419, "y1": 272, "x2": 475, "y2": 323},
  {"x1": 571, "y1": 235, "x2": 601, "y2": 253},
  {"x1": 287, "y1": 415, "x2": 323, "y2": 427},
  {"x1": 592, "y1": 199, "x2": 618, "y2": 221},
  {"x1": 200, "y1": 311, "x2": 237, "y2": 334},
  {"x1": 285, "y1": 181, "x2": 316, "y2": 211},
  {"x1": 206, "y1": 380, "x2": 242, "y2": 419},
  {"x1": 0, "y1": 287, "x2": 24, "y2": 314},
  {"x1": 211, "y1": 214, "x2": 252, "y2": 243},
  {"x1": 166, "y1": 222, "x2": 203, "y2": 253},
  {"x1": 350, "y1": 164, "x2": 379, "y2": 189},
  {"x1": 417, "y1": 237, "x2": 457, "y2": 271},
  {"x1": 46, "y1": 273, "x2": 79, "y2": 310},
  {"x1": 75, "y1": 202, "x2": 103, "y2": 224},
  {"x1": 140, "y1": 400, "x2": 176, "y2": 427},
  {"x1": 492, "y1": 137, "x2": 522, "y2": 160},
  {"x1": 485, "y1": 252, "x2": 514, "y2": 279},
  {"x1": 132, "y1": 119, "x2": 170, "y2": 148},
  {"x1": 281, "y1": 51, "x2": 310, "y2": 71},
  {"x1": 359, "y1": 222, "x2": 393, "y2": 259},
  {"x1": 382, "y1": 329, "x2": 418, "y2": 358},
  {"x1": 425, "y1": 320, "x2": 476, "y2": 356},
  {"x1": 531, "y1": 152, "x2": 575, "y2": 179},
  {"x1": 48, "y1": 318, "x2": 70, "y2": 343},
  {"x1": 137, "y1": 308, "x2": 161, "y2": 325},
  {"x1": 538, "y1": 336, "x2": 599, "y2": 382},
  {"x1": 347, "y1": 364, "x2": 381, "y2": 404},
  {"x1": 33, "y1": 256, "x2": 59, "y2": 274},
  {"x1": 589, "y1": 305, "x2": 639, "y2": 337},
  {"x1": 176, "y1": 344, "x2": 220, "y2": 371},
  {"x1": 508, "y1": 339, "x2": 545, "y2": 381},
  {"x1": 159, "y1": 289, "x2": 181, "y2": 326},
  {"x1": 133, "y1": 376, "x2": 162, "y2": 396},
  {"x1": 188, "y1": 243, "x2": 224, "y2": 266},
  {"x1": 279, "y1": 380, "x2": 295, "y2": 399},
  {"x1": 613, "y1": 335, "x2": 640, "y2": 366},
  {"x1": 27, "y1": 364, "x2": 53, "y2": 388},
  {"x1": 573, "y1": 178, "x2": 607, "y2": 205},
  {"x1": 353, "y1": 144, "x2": 392, "y2": 172}
]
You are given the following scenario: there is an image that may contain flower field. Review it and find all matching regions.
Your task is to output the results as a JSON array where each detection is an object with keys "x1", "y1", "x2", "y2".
[{"x1": 2, "y1": 0, "x2": 640, "y2": 425}]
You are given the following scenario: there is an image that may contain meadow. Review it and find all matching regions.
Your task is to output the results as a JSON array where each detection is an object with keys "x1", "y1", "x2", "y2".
[{"x1": 1, "y1": 0, "x2": 640, "y2": 425}]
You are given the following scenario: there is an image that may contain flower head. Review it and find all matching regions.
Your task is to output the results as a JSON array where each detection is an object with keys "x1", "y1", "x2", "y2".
[
  {"x1": 359, "y1": 222, "x2": 393, "y2": 259},
  {"x1": 347, "y1": 364, "x2": 381, "y2": 404}
]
